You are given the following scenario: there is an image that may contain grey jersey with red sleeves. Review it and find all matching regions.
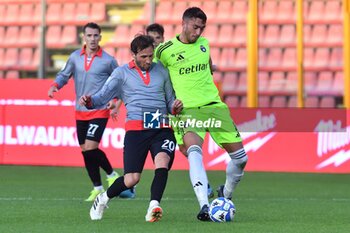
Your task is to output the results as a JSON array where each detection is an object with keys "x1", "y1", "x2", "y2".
[
  {"x1": 54, "y1": 47, "x2": 118, "y2": 113},
  {"x1": 90, "y1": 61, "x2": 176, "y2": 122}
]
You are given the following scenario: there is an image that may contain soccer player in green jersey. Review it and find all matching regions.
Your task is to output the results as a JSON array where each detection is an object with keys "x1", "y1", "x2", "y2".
[
  {"x1": 156, "y1": 7, "x2": 248, "y2": 221},
  {"x1": 146, "y1": 22, "x2": 215, "y2": 198}
]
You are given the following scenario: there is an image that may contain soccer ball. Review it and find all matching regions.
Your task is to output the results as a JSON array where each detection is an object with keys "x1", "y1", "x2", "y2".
[{"x1": 209, "y1": 197, "x2": 236, "y2": 222}]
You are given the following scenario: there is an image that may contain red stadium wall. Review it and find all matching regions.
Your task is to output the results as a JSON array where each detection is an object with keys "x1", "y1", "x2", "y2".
[{"x1": 1, "y1": 79, "x2": 349, "y2": 173}]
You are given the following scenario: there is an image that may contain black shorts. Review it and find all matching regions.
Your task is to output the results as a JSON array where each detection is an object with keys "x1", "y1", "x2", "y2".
[
  {"x1": 76, "y1": 118, "x2": 108, "y2": 145},
  {"x1": 123, "y1": 128, "x2": 176, "y2": 174}
]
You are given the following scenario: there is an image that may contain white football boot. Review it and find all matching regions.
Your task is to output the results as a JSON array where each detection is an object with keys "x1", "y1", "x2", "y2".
[
  {"x1": 90, "y1": 192, "x2": 108, "y2": 220},
  {"x1": 145, "y1": 205, "x2": 163, "y2": 222}
]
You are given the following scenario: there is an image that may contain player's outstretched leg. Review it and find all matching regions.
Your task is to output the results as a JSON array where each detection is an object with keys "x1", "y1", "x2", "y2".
[
  {"x1": 218, "y1": 148, "x2": 248, "y2": 200},
  {"x1": 105, "y1": 172, "x2": 136, "y2": 199},
  {"x1": 187, "y1": 145, "x2": 210, "y2": 221},
  {"x1": 98, "y1": 149, "x2": 136, "y2": 199}
]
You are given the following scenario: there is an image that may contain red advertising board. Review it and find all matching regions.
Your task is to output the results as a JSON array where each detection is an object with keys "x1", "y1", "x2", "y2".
[{"x1": 1, "y1": 79, "x2": 349, "y2": 173}]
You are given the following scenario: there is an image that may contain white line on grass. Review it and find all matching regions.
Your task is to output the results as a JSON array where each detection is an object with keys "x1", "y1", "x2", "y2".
[
  {"x1": 0, "y1": 197, "x2": 349, "y2": 202},
  {"x1": 0, "y1": 197, "x2": 196, "y2": 202}
]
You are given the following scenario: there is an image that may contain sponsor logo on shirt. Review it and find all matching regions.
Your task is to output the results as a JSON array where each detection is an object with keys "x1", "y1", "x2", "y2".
[{"x1": 179, "y1": 63, "x2": 209, "y2": 75}]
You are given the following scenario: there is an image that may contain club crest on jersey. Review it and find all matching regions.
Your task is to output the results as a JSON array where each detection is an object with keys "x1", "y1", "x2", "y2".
[{"x1": 200, "y1": 45, "x2": 206, "y2": 52}]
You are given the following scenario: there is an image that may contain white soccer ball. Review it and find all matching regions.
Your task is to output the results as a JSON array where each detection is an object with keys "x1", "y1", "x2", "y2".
[{"x1": 209, "y1": 197, "x2": 236, "y2": 222}]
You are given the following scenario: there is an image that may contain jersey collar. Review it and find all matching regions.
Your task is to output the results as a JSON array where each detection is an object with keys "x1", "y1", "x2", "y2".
[
  {"x1": 80, "y1": 45, "x2": 102, "y2": 71},
  {"x1": 128, "y1": 60, "x2": 155, "y2": 70},
  {"x1": 128, "y1": 60, "x2": 151, "y2": 86},
  {"x1": 80, "y1": 45, "x2": 103, "y2": 57}
]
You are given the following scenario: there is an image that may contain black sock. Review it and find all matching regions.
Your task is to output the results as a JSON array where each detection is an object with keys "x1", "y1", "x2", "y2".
[
  {"x1": 150, "y1": 168, "x2": 168, "y2": 202},
  {"x1": 107, "y1": 176, "x2": 128, "y2": 198},
  {"x1": 82, "y1": 150, "x2": 102, "y2": 186},
  {"x1": 96, "y1": 148, "x2": 114, "y2": 175}
]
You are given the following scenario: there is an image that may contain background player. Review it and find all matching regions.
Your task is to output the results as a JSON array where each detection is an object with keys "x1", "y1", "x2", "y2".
[
  {"x1": 48, "y1": 22, "x2": 134, "y2": 201},
  {"x1": 146, "y1": 23, "x2": 165, "y2": 47}
]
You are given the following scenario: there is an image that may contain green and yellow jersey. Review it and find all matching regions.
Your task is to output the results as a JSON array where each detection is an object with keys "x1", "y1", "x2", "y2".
[{"x1": 155, "y1": 36, "x2": 222, "y2": 108}]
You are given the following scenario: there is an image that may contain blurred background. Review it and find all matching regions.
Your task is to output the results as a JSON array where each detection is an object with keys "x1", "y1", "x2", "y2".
[
  {"x1": 1, "y1": 2, "x2": 349, "y2": 230},
  {"x1": 0, "y1": 0, "x2": 348, "y2": 108}
]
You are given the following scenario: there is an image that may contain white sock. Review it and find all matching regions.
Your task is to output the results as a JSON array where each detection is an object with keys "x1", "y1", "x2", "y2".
[
  {"x1": 94, "y1": 185, "x2": 104, "y2": 191},
  {"x1": 187, "y1": 145, "x2": 209, "y2": 208},
  {"x1": 148, "y1": 200, "x2": 160, "y2": 210},
  {"x1": 225, "y1": 148, "x2": 248, "y2": 199},
  {"x1": 107, "y1": 171, "x2": 119, "y2": 178}
]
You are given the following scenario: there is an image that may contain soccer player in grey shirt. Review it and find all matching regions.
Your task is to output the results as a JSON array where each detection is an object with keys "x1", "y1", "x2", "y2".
[
  {"x1": 48, "y1": 22, "x2": 134, "y2": 201},
  {"x1": 80, "y1": 35, "x2": 183, "y2": 222}
]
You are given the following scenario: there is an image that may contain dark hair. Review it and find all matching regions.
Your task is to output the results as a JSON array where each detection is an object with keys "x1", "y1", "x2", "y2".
[
  {"x1": 182, "y1": 7, "x2": 207, "y2": 23},
  {"x1": 146, "y1": 23, "x2": 164, "y2": 36},
  {"x1": 130, "y1": 35, "x2": 154, "y2": 54},
  {"x1": 83, "y1": 22, "x2": 101, "y2": 34}
]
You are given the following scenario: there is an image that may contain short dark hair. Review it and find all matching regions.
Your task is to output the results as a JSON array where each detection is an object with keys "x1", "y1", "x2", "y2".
[
  {"x1": 182, "y1": 7, "x2": 207, "y2": 23},
  {"x1": 83, "y1": 22, "x2": 101, "y2": 34},
  {"x1": 146, "y1": 23, "x2": 164, "y2": 36},
  {"x1": 130, "y1": 35, "x2": 154, "y2": 54}
]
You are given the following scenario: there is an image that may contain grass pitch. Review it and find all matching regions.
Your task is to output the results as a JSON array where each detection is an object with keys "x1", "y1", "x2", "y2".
[{"x1": 0, "y1": 165, "x2": 349, "y2": 233}]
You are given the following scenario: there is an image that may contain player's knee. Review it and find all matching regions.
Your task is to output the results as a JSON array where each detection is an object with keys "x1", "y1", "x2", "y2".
[
  {"x1": 237, "y1": 155, "x2": 248, "y2": 169},
  {"x1": 229, "y1": 148, "x2": 248, "y2": 169},
  {"x1": 124, "y1": 173, "x2": 141, "y2": 187},
  {"x1": 154, "y1": 152, "x2": 171, "y2": 169}
]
